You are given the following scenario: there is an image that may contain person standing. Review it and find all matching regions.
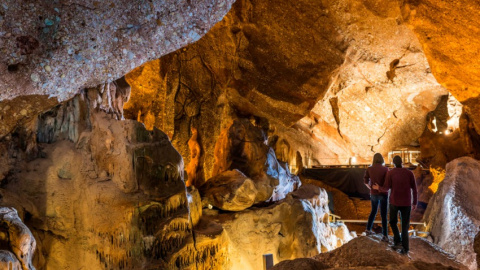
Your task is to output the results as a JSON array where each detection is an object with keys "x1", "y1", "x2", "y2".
[
  {"x1": 363, "y1": 153, "x2": 389, "y2": 242},
  {"x1": 373, "y1": 155, "x2": 417, "y2": 255}
]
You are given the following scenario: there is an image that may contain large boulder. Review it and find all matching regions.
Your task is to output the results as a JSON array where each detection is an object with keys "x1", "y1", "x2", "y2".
[
  {"x1": 424, "y1": 157, "x2": 480, "y2": 270},
  {"x1": 199, "y1": 169, "x2": 257, "y2": 211},
  {"x1": 208, "y1": 184, "x2": 352, "y2": 270}
]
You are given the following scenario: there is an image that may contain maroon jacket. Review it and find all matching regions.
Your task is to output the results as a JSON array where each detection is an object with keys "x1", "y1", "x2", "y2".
[
  {"x1": 364, "y1": 164, "x2": 388, "y2": 195},
  {"x1": 380, "y1": 168, "x2": 418, "y2": 207}
]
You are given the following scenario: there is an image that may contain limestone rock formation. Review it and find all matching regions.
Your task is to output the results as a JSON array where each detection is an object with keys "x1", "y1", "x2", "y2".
[
  {"x1": 200, "y1": 169, "x2": 257, "y2": 211},
  {"x1": 212, "y1": 119, "x2": 301, "y2": 202},
  {"x1": 0, "y1": 250, "x2": 22, "y2": 270},
  {"x1": 0, "y1": 207, "x2": 36, "y2": 270},
  {"x1": 0, "y1": 93, "x2": 227, "y2": 269},
  {"x1": 0, "y1": 0, "x2": 235, "y2": 103},
  {"x1": 282, "y1": 0, "x2": 448, "y2": 165},
  {"x1": 424, "y1": 157, "x2": 480, "y2": 270},
  {"x1": 205, "y1": 184, "x2": 352, "y2": 270},
  {"x1": 272, "y1": 236, "x2": 466, "y2": 270},
  {"x1": 400, "y1": 0, "x2": 480, "y2": 131}
]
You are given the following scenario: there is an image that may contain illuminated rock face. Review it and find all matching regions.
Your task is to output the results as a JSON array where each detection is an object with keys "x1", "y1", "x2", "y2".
[
  {"x1": 0, "y1": 92, "x2": 347, "y2": 269},
  {"x1": 400, "y1": 0, "x2": 480, "y2": 131},
  {"x1": 277, "y1": 0, "x2": 447, "y2": 166},
  {"x1": 424, "y1": 157, "x2": 480, "y2": 270},
  {"x1": 217, "y1": 184, "x2": 352, "y2": 270},
  {"x1": 0, "y1": 0, "x2": 234, "y2": 102},
  {"x1": 0, "y1": 94, "x2": 229, "y2": 269},
  {"x1": 200, "y1": 169, "x2": 258, "y2": 211}
]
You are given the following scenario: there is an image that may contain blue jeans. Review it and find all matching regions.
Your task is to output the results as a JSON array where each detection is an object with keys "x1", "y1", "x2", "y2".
[{"x1": 366, "y1": 194, "x2": 388, "y2": 236}]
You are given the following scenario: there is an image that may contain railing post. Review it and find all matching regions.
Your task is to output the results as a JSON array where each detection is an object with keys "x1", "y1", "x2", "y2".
[{"x1": 263, "y1": 254, "x2": 274, "y2": 270}]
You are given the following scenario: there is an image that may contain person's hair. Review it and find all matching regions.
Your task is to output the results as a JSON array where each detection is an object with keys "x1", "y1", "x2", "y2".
[
  {"x1": 393, "y1": 155, "x2": 403, "y2": 168},
  {"x1": 372, "y1": 153, "x2": 384, "y2": 165}
]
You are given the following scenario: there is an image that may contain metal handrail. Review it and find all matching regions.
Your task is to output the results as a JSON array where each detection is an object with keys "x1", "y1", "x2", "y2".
[{"x1": 337, "y1": 219, "x2": 425, "y2": 226}]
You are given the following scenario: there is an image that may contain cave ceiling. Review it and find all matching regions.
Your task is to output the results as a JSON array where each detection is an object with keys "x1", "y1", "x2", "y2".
[
  {"x1": 0, "y1": 0, "x2": 479, "y2": 165},
  {"x1": 400, "y1": 0, "x2": 480, "y2": 131},
  {"x1": 124, "y1": 0, "x2": 452, "y2": 169}
]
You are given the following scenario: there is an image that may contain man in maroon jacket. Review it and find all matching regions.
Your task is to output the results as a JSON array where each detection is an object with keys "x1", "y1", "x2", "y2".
[{"x1": 373, "y1": 155, "x2": 417, "y2": 255}]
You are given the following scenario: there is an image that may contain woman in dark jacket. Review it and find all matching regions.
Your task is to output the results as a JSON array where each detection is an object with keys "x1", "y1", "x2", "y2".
[{"x1": 363, "y1": 153, "x2": 389, "y2": 242}]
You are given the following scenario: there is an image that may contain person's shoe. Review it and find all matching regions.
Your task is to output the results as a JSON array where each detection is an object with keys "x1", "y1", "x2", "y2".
[
  {"x1": 364, "y1": 230, "x2": 374, "y2": 236},
  {"x1": 398, "y1": 248, "x2": 409, "y2": 255},
  {"x1": 381, "y1": 235, "x2": 389, "y2": 243},
  {"x1": 390, "y1": 242, "x2": 402, "y2": 250}
]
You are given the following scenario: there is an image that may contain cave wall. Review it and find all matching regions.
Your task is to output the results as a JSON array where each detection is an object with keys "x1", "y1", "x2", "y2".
[
  {"x1": 0, "y1": 93, "x2": 216, "y2": 269},
  {"x1": 400, "y1": 0, "x2": 480, "y2": 132}
]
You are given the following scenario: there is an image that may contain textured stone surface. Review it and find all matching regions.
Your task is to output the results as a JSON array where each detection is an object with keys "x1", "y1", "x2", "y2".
[
  {"x1": 400, "y1": 0, "x2": 480, "y2": 130},
  {"x1": 0, "y1": 250, "x2": 22, "y2": 270},
  {"x1": 272, "y1": 236, "x2": 466, "y2": 270},
  {"x1": 212, "y1": 119, "x2": 301, "y2": 202},
  {"x1": 0, "y1": 0, "x2": 234, "y2": 102},
  {"x1": 278, "y1": 0, "x2": 447, "y2": 165},
  {"x1": 124, "y1": 0, "x2": 447, "y2": 170},
  {"x1": 200, "y1": 169, "x2": 257, "y2": 211},
  {"x1": 424, "y1": 157, "x2": 480, "y2": 270},
  {"x1": 0, "y1": 207, "x2": 36, "y2": 270},
  {"x1": 0, "y1": 94, "x2": 229, "y2": 269},
  {"x1": 206, "y1": 184, "x2": 352, "y2": 270}
]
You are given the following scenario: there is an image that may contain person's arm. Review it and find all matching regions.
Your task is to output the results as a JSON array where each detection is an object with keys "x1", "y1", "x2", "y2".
[
  {"x1": 364, "y1": 168, "x2": 371, "y2": 189},
  {"x1": 373, "y1": 170, "x2": 391, "y2": 192},
  {"x1": 411, "y1": 171, "x2": 418, "y2": 210}
]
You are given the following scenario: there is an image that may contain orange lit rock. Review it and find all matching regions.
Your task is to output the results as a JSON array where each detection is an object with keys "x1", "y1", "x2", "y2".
[
  {"x1": 212, "y1": 119, "x2": 301, "y2": 202},
  {"x1": 199, "y1": 169, "x2": 257, "y2": 211},
  {"x1": 400, "y1": 0, "x2": 480, "y2": 130},
  {"x1": 0, "y1": 94, "x2": 213, "y2": 269},
  {"x1": 123, "y1": 0, "x2": 449, "y2": 170},
  {"x1": 186, "y1": 127, "x2": 201, "y2": 187},
  {"x1": 428, "y1": 167, "x2": 445, "y2": 194},
  {"x1": 208, "y1": 184, "x2": 353, "y2": 270},
  {"x1": 425, "y1": 157, "x2": 480, "y2": 270}
]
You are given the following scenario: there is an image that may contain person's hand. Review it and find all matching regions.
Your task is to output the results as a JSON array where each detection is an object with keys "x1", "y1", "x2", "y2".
[
  {"x1": 412, "y1": 205, "x2": 417, "y2": 211},
  {"x1": 372, "y1": 183, "x2": 380, "y2": 190}
]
